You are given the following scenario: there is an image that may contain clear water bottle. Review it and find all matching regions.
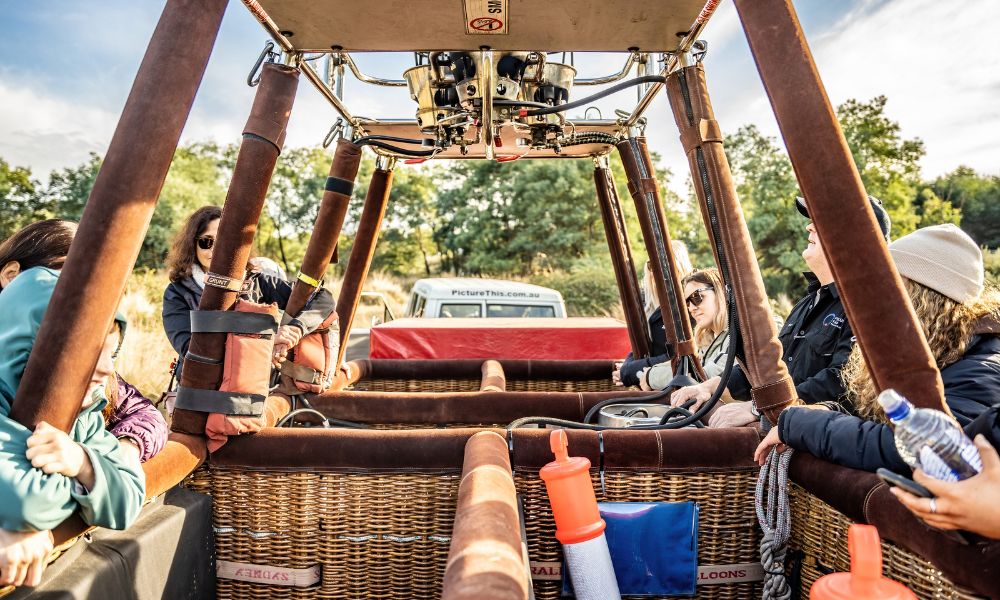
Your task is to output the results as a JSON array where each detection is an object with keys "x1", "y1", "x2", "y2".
[{"x1": 878, "y1": 389, "x2": 982, "y2": 482}]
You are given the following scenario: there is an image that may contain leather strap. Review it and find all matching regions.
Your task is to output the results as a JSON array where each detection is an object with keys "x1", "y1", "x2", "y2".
[
  {"x1": 750, "y1": 376, "x2": 799, "y2": 421},
  {"x1": 190, "y1": 310, "x2": 278, "y2": 335},
  {"x1": 678, "y1": 118, "x2": 724, "y2": 154},
  {"x1": 174, "y1": 386, "x2": 266, "y2": 416},
  {"x1": 325, "y1": 176, "x2": 354, "y2": 196}
]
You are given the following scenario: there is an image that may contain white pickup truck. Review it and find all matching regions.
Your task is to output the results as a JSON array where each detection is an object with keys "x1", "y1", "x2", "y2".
[{"x1": 343, "y1": 278, "x2": 566, "y2": 360}]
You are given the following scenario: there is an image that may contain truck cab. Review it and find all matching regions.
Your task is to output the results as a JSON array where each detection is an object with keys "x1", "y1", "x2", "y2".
[{"x1": 404, "y1": 278, "x2": 567, "y2": 319}]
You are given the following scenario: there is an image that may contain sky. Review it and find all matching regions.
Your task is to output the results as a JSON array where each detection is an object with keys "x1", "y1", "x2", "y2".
[{"x1": 1, "y1": 0, "x2": 998, "y2": 196}]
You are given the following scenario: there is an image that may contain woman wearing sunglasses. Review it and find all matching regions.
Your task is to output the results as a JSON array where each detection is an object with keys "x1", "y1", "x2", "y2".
[
  {"x1": 640, "y1": 268, "x2": 731, "y2": 392},
  {"x1": 162, "y1": 206, "x2": 336, "y2": 379}
]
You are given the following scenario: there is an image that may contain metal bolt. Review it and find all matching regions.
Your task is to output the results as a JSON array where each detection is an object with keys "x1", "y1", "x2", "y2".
[
  {"x1": 466, "y1": 84, "x2": 477, "y2": 95},
  {"x1": 496, "y1": 83, "x2": 507, "y2": 95}
]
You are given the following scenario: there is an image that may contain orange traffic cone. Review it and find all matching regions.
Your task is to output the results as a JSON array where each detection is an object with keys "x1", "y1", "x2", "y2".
[{"x1": 810, "y1": 524, "x2": 916, "y2": 599}]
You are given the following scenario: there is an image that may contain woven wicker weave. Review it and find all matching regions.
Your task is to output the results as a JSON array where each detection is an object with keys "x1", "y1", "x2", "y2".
[
  {"x1": 187, "y1": 466, "x2": 459, "y2": 599},
  {"x1": 349, "y1": 378, "x2": 618, "y2": 393},
  {"x1": 515, "y1": 468, "x2": 764, "y2": 600},
  {"x1": 788, "y1": 483, "x2": 983, "y2": 600}
]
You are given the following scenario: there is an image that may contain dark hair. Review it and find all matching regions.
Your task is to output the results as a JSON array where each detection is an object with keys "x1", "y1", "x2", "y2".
[
  {"x1": 0, "y1": 220, "x2": 78, "y2": 289},
  {"x1": 166, "y1": 206, "x2": 222, "y2": 283}
]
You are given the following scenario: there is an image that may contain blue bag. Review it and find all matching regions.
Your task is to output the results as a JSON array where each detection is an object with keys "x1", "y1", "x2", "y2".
[{"x1": 562, "y1": 501, "x2": 699, "y2": 597}]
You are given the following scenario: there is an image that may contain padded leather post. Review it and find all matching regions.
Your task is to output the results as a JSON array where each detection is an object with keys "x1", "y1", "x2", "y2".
[
  {"x1": 11, "y1": 0, "x2": 228, "y2": 432},
  {"x1": 480, "y1": 360, "x2": 506, "y2": 392},
  {"x1": 173, "y1": 62, "x2": 299, "y2": 436},
  {"x1": 335, "y1": 168, "x2": 394, "y2": 366},
  {"x1": 665, "y1": 64, "x2": 795, "y2": 424},
  {"x1": 594, "y1": 164, "x2": 651, "y2": 357},
  {"x1": 616, "y1": 137, "x2": 702, "y2": 375},
  {"x1": 733, "y1": 0, "x2": 947, "y2": 411},
  {"x1": 285, "y1": 138, "x2": 363, "y2": 318},
  {"x1": 442, "y1": 432, "x2": 529, "y2": 600}
]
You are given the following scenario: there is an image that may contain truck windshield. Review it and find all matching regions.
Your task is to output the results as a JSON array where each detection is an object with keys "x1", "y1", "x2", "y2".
[
  {"x1": 440, "y1": 303, "x2": 482, "y2": 318},
  {"x1": 487, "y1": 304, "x2": 556, "y2": 318}
]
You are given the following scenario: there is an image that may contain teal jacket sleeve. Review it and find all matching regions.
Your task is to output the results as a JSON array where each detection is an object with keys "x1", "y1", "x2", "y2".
[
  {"x1": 70, "y1": 409, "x2": 146, "y2": 530},
  {"x1": 0, "y1": 407, "x2": 145, "y2": 532}
]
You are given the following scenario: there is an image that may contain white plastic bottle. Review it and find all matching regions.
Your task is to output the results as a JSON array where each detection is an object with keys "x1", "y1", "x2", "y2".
[{"x1": 878, "y1": 389, "x2": 982, "y2": 481}]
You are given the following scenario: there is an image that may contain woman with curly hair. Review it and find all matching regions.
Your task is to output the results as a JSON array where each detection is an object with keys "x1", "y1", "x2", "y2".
[{"x1": 755, "y1": 224, "x2": 1000, "y2": 473}]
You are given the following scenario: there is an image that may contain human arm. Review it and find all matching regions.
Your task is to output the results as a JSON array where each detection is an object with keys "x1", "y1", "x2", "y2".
[
  {"x1": 257, "y1": 274, "x2": 337, "y2": 337},
  {"x1": 106, "y1": 375, "x2": 168, "y2": 462},
  {"x1": 161, "y1": 284, "x2": 194, "y2": 358},
  {"x1": 770, "y1": 407, "x2": 910, "y2": 473},
  {"x1": 890, "y1": 436, "x2": 1000, "y2": 539},
  {"x1": 618, "y1": 352, "x2": 669, "y2": 387}
]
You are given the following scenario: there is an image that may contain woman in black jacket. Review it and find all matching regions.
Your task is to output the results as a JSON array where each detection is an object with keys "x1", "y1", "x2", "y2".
[
  {"x1": 614, "y1": 261, "x2": 671, "y2": 387},
  {"x1": 755, "y1": 224, "x2": 1000, "y2": 473},
  {"x1": 162, "y1": 206, "x2": 336, "y2": 377}
]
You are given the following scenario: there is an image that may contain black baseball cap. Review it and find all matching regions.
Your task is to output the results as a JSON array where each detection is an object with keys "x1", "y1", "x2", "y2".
[{"x1": 796, "y1": 194, "x2": 891, "y2": 240}]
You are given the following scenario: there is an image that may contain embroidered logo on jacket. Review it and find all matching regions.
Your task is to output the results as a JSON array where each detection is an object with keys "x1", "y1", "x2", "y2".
[{"x1": 823, "y1": 313, "x2": 845, "y2": 329}]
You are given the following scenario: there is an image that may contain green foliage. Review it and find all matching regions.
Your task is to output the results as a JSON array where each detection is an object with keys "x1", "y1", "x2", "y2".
[
  {"x1": 927, "y1": 166, "x2": 1000, "y2": 247},
  {"x1": 44, "y1": 153, "x2": 101, "y2": 220},
  {"x1": 725, "y1": 125, "x2": 806, "y2": 297},
  {"x1": 838, "y1": 96, "x2": 925, "y2": 236},
  {"x1": 984, "y1": 247, "x2": 1000, "y2": 287},
  {"x1": 0, "y1": 158, "x2": 40, "y2": 240},
  {"x1": 532, "y1": 256, "x2": 622, "y2": 316}
]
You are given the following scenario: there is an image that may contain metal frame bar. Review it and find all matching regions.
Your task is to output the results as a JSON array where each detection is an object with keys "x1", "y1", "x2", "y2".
[{"x1": 240, "y1": 0, "x2": 719, "y2": 151}]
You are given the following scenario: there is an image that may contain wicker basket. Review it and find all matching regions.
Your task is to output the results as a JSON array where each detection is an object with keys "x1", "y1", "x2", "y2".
[
  {"x1": 187, "y1": 463, "x2": 765, "y2": 599},
  {"x1": 788, "y1": 483, "x2": 983, "y2": 600},
  {"x1": 349, "y1": 378, "x2": 618, "y2": 393}
]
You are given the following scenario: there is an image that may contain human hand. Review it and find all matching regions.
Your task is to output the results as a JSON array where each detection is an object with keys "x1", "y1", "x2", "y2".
[
  {"x1": 638, "y1": 368, "x2": 652, "y2": 391},
  {"x1": 25, "y1": 422, "x2": 87, "y2": 478},
  {"x1": 611, "y1": 362, "x2": 623, "y2": 387},
  {"x1": 272, "y1": 325, "x2": 304, "y2": 367},
  {"x1": 707, "y1": 401, "x2": 757, "y2": 428},
  {"x1": 670, "y1": 376, "x2": 720, "y2": 408},
  {"x1": 754, "y1": 425, "x2": 787, "y2": 465},
  {"x1": 890, "y1": 435, "x2": 1000, "y2": 539},
  {"x1": 0, "y1": 528, "x2": 53, "y2": 587}
]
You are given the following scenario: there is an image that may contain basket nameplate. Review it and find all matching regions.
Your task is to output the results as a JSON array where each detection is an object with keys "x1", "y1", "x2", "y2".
[
  {"x1": 217, "y1": 560, "x2": 320, "y2": 587},
  {"x1": 697, "y1": 562, "x2": 765, "y2": 585},
  {"x1": 530, "y1": 561, "x2": 765, "y2": 585}
]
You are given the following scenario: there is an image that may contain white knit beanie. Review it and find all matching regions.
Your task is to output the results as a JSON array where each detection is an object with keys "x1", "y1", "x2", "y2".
[{"x1": 889, "y1": 224, "x2": 984, "y2": 303}]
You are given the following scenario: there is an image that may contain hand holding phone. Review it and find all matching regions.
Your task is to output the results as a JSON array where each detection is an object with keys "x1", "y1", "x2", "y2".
[{"x1": 877, "y1": 468, "x2": 933, "y2": 498}]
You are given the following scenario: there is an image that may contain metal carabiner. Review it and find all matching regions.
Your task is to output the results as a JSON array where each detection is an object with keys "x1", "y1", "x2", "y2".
[
  {"x1": 323, "y1": 117, "x2": 345, "y2": 148},
  {"x1": 692, "y1": 40, "x2": 709, "y2": 64},
  {"x1": 248, "y1": 40, "x2": 280, "y2": 87}
]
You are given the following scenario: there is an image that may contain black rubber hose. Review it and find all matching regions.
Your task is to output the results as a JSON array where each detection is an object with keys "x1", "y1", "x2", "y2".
[
  {"x1": 362, "y1": 140, "x2": 437, "y2": 157},
  {"x1": 354, "y1": 134, "x2": 432, "y2": 147},
  {"x1": 276, "y1": 408, "x2": 330, "y2": 428},
  {"x1": 521, "y1": 75, "x2": 666, "y2": 117}
]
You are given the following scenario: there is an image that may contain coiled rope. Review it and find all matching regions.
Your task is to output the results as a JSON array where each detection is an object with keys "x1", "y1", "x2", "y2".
[{"x1": 756, "y1": 447, "x2": 794, "y2": 600}]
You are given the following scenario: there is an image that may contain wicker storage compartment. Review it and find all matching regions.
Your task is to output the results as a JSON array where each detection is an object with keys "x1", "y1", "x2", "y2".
[
  {"x1": 788, "y1": 483, "x2": 983, "y2": 600},
  {"x1": 187, "y1": 462, "x2": 765, "y2": 599}
]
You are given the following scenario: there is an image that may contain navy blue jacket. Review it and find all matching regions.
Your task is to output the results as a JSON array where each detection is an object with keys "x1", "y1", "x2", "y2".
[
  {"x1": 779, "y1": 333, "x2": 1000, "y2": 473},
  {"x1": 619, "y1": 308, "x2": 671, "y2": 386},
  {"x1": 729, "y1": 274, "x2": 854, "y2": 409}
]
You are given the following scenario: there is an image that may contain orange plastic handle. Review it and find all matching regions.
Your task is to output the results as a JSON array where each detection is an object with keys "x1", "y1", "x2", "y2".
[{"x1": 539, "y1": 430, "x2": 606, "y2": 545}]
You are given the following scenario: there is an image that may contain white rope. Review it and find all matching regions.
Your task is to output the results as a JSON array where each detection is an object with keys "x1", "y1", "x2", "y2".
[{"x1": 756, "y1": 447, "x2": 794, "y2": 600}]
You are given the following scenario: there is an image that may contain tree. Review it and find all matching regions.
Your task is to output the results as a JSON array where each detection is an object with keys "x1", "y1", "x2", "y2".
[
  {"x1": 44, "y1": 153, "x2": 102, "y2": 221},
  {"x1": 0, "y1": 159, "x2": 40, "y2": 240},
  {"x1": 838, "y1": 96, "x2": 925, "y2": 237},
  {"x1": 927, "y1": 166, "x2": 999, "y2": 247}
]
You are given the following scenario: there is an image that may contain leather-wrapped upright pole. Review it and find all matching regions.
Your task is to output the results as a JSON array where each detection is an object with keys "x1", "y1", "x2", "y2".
[
  {"x1": 665, "y1": 63, "x2": 796, "y2": 424},
  {"x1": 616, "y1": 137, "x2": 702, "y2": 376},
  {"x1": 284, "y1": 138, "x2": 363, "y2": 317},
  {"x1": 593, "y1": 159, "x2": 651, "y2": 358},
  {"x1": 733, "y1": 0, "x2": 946, "y2": 411},
  {"x1": 171, "y1": 62, "x2": 299, "y2": 436},
  {"x1": 335, "y1": 166, "x2": 394, "y2": 366},
  {"x1": 10, "y1": 0, "x2": 228, "y2": 432}
]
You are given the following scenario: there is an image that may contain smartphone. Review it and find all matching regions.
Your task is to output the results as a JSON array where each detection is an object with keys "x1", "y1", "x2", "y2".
[
  {"x1": 877, "y1": 468, "x2": 972, "y2": 545},
  {"x1": 876, "y1": 468, "x2": 932, "y2": 498}
]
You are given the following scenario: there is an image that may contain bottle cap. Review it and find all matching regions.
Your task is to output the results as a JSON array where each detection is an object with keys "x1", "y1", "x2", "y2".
[
  {"x1": 809, "y1": 525, "x2": 916, "y2": 600},
  {"x1": 539, "y1": 429, "x2": 605, "y2": 545},
  {"x1": 877, "y1": 389, "x2": 909, "y2": 422}
]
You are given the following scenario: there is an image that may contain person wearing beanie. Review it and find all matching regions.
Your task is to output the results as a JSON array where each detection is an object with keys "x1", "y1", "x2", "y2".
[
  {"x1": 755, "y1": 223, "x2": 1000, "y2": 474},
  {"x1": 670, "y1": 195, "x2": 887, "y2": 425}
]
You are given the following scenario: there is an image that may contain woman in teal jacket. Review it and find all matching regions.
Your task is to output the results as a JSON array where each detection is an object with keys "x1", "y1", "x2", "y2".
[{"x1": 0, "y1": 266, "x2": 145, "y2": 585}]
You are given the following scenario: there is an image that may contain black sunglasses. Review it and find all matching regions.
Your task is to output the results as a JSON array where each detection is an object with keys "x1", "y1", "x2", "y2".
[
  {"x1": 685, "y1": 286, "x2": 714, "y2": 307},
  {"x1": 197, "y1": 236, "x2": 215, "y2": 251}
]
